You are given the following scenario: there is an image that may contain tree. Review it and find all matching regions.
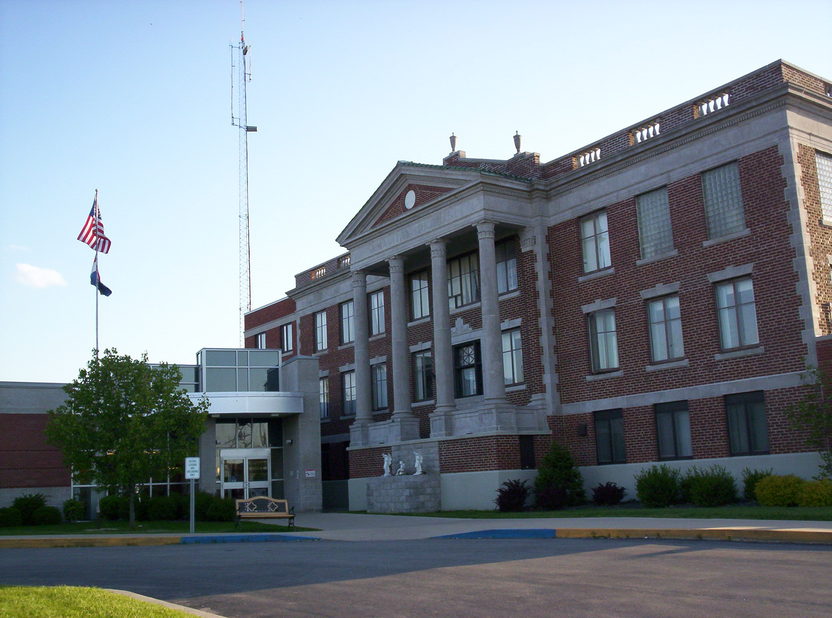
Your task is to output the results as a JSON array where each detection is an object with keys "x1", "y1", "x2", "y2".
[
  {"x1": 46, "y1": 349, "x2": 209, "y2": 526},
  {"x1": 788, "y1": 367, "x2": 832, "y2": 480}
]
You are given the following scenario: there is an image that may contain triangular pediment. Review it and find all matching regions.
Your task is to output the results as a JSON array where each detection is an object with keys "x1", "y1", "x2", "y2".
[{"x1": 336, "y1": 162, "x2": 478, "y2": 247}]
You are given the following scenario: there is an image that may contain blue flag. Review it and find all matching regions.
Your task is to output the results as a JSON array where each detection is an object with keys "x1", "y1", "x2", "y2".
[{"x1": 90, "y1": 257, "x2": 112, "y2": 297}]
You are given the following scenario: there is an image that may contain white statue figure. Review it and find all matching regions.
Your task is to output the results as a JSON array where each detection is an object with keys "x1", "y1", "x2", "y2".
[
  {"x1": 414, "y1": 452, "x2": 424, "y2": 475},
  {"x1": 395, "y1": 460, "x2": 405, "y2": 476},
  {"x1": 382, "y1": 452, "x2": 392, "y2": 477}
]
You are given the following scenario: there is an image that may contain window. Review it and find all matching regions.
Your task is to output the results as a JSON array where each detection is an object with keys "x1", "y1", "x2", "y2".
[
  {"x1": 371, "y1": 364, "x2": 388, "y2": 411},
  {"x1": 519, "y1": 435, "x2": 536, "y2": 470},
  {"x1": 280, "y1": 323, "x2": 293, "y2": 353},
  {"x1": 502, "y1": 329, "x2": 524, "y2": 385},
  {"x1": 314, "y1": 311, "x2": 327, "y2": 352},
  {"x1": 319, "y1": 377, "x2": 329, "y2": 419},
  {"x1": 496, "y1": 240, "x2": 519, "y2": 294},
  {"x1": 647, "y1": 295, "x2": 684, "y2": 362},
  {"x1": 715, "y1": 278, "x2": 758, "y2": 350},
  {"x1": 340, "y1": 300, "x2": 354, "y2": 344},
  {"x1": 588, "y1": 309, "x2": 618, "y2": 372},
  {"x1": 581, "y1": 211, "x2": 611, "y2": 273},
  {"x1": 369, "y1": 290, "x2": 385, "y2": 335},
  {"x1": 595, "y1": 409, "x2": 625, "y2": 464},
  {"x1": 817, "y1": 151, "x2": 832, "y2": 222},
  {"x1": 725, "y1": 391, "x2": 768, "y2": 455},
  {"x1": 454, "y1": 341, "x2": 482, "y2": 398},
  {"x1": 341, "y1": 371, "x2": 356, "y2": 417},
  {"x1": 410, "y1": 270, "x2": 430, "y2": 320},
  {"x1": 702, "y1": 162, "x2": 744, "y2": 239},
  {"x1": 448, "y1": 253, "x2": 480, "y2": 309},
  {"x1": 256, "y1": 333, "x2": 266, "y2": 349},
  {"x1": 413, "y1": 350, "x2": 433, "y2": 402},
  {"x1": 637, "y1": 187, "x2": 673, "y2": 259},
  {"x1": 655, "y1": 401, "x2": 692, "y2": 459}
]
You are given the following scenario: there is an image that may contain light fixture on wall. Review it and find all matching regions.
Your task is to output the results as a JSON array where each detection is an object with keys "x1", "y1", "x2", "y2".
[{"x1": 285, "y1": 439, "x2": 294, "y2": 445}]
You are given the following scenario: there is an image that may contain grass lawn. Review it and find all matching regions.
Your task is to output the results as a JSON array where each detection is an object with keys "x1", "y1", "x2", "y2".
[
  {"x1": 0, "y1": 520, "x2": 315, "y2": 536},
  {"x1": 0, "y1": 586, "x2": 191, "y2": 617},
  {"x1": 402, "y1": 504, "x2": 832, "y2": 521}
]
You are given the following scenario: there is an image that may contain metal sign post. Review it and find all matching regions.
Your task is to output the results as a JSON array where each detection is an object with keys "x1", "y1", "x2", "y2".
[{"x1": 185, "y1": 457, "x2": 200, "y2": 534}]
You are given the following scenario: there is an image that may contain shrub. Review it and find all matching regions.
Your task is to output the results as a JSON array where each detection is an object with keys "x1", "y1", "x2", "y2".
[
  {"x1": 98, "y1": 495, "x2": 127, "y2": 520},
  {"x1": 535, "y1": 485, "x2": 569, "y2": 510},
  {"x1": 195, "y1": 492, "x2": 215, "y2": 521},
  {"x1": 62, "y1": 499, "x2": 85, "y2": 523},
  {"x1": 742, "y1": 467, "x2": 773, "y2": 502},
  {"x1": 0, "y1": 507, "x2": 23, "y2": 527},
  {"x1": 685, "y1": 465, "x2": 737, "y2": 507},
  {"x1": 755, "y1": 474, "x2": 805, "y2": 507},
  {"x1": 495, "y1": 479, "x2": 530, "y2": 512},
  {"x1": 12, "y1": 493, "x2": 47, "y2": 525},
  {"x1": 591, "y1": 482, "x2": 626, "y2": 506},
  {"x1": 635, "y1": 465, "x2": 681, "y2": 507},
  {"x1": 205, "y1": 497, "x2": 236, "y2": 522},
  {"x1": 146, "y1": 496, "x2": 180, "y2": 521},
  {"x1": 534, "y1": 443, "x2": 585, "y2": 508},
  {"x1": 31, "y1": 506, "x2": 62, "y2": 525},
  {"x1": 797, "y1": 479, "x2": 832, "y2": 507}
]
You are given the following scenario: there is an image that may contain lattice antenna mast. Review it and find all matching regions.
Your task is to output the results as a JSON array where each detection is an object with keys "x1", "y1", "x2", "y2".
[{"x1": 231, "y1": 0, "x2": 256, "y2": 343}]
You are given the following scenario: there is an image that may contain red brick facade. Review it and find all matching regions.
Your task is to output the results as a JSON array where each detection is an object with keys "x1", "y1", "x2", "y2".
[{"x1": 0, "y1": 414, "x2": 70, "y2": 488}]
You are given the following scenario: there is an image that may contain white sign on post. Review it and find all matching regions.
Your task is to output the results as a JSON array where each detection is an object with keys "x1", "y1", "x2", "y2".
[{"x1": 185, "y1": 457, "x2": 200, "y2": 480}]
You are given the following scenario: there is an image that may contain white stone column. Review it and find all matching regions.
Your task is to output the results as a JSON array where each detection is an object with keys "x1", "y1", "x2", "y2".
[
  {"x1": 476, "y1": 221, "x2": 507, "y2": 404},
  {"x1": 351, "y1": 270, "x2": 372, "y2": 444},
  {"x1": 429, "y1": 239, "x2": 455, "y2": 436},
  {"x1": 387, "y1": 256, "x2": 419, "y2": 442}
]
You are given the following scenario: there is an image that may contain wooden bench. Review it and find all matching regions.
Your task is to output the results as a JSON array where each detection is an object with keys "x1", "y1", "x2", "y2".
[{"x1": 235, "y1": 497, "x2": 295, "y2": 528}]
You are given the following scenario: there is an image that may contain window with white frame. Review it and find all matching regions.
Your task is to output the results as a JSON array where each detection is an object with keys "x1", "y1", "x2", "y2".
[
  {"x1": 655, "y1": 401, "x2": 692, "y2": 460},
  {"x1": 817, "y1": 151, "x2": 832, "y2": 223},
  {"x1": 410, "y1": 270, "x2": 430, "y2": 320},
  {"x1": 319, "y1": 377, "x2": 329, "y2": 419},
  {"x1": 448, "y1": 252, "x2": 480, "y2": 309},
  {"x1": 369, "y1": 290, "x2": 385, "y2": 335},
  {"x1": 726, "y1": 391, "x2": 768, "y2": 455},
  {"x1": 413, "y1": 350, "x2": 433, "y2": 402},
  {"x1": 342, "y1": 371, "x2": 356, "y2": 416},
  {"x1": 588, "y1": 308, "x2": 619, "y2": 372},
  {"x1": 702, "y1": 162, "x2": 745, "y2": 239},
  {"x1": 454, "y1": 341, "x2": 482, "y2": 397},
  {"x1": 637, "y1": 187, "x2": 673, "y2": 259},
  {"x1": 715, "y1": 278, "x2": 758, "y2": 350},
  {"x1": 340, "y1": 300, "x2": 354, "y2": 344},
  {"x1": 371, "y1": 363, "x2": 388, "y2": 411},
  {"x1": 647, "y1": 295, "x2": 684, "y2": 363},
  {"x1": 314, "y1": 311, "x2": 327, "y2": 352},
  {"x1": 581, "y1": 211, "x2": 611, "y2": 273},
  {"x1": 496, "y1": 240, "x2": 519, "y2": 294},
  {"x1": 256, "y1": 332, "x2": 266, "y2": 349},
  {"x1": 280, "y1": 323, "x2": 293, "y2": 353},
  {"x1": 501, "y1": 329, "x2": 524, "y2": 385}
]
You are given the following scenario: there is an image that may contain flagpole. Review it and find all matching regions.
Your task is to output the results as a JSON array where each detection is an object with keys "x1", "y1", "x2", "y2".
[{"x1": 94, "y1": 189, "x2": 100, "y2": 358}]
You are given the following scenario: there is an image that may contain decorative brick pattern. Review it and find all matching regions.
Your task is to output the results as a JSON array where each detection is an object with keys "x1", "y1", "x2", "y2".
[{"x1": 372, "y1": 184, "x2": 453, "y2": 228}]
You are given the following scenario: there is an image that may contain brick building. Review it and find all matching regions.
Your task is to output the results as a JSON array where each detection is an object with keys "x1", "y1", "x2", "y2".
[{"x1": 245, "y1": 60, "x2": 832, "y2": 510}]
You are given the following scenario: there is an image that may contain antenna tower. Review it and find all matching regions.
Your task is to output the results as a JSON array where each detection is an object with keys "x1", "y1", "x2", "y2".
[{"x1": 231, "y1": 0, "x2": 256, "y2": 343}]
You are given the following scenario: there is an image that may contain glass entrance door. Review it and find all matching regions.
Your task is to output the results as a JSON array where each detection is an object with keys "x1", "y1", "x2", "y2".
[{"x1": 220, "y1": 448, "x2": 270, "y2": 500}]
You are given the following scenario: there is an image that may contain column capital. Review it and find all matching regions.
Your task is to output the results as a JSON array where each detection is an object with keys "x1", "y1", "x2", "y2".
[
  {"x1": 429, "y1": 238, "x2": 447, "y2": 259},
  {"x1": 387, "y1": 255, "x2": 404, "y2": 274},
  {"x1": 351, "y1": 269, "x2": 367, "y2": 288},
  {"x1": 476, "y1": 220, "x2": 496, "y2": 239}
]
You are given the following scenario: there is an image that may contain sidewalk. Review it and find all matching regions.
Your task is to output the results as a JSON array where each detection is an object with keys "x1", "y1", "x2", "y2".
[{"x1": 2, "y1": 512, "x2": 831, "y2": 547}]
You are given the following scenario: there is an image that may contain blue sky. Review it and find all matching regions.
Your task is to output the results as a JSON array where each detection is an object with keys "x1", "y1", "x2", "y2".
[{"x1": 2, "y1": 0, "x2": 831, "y2": 383}]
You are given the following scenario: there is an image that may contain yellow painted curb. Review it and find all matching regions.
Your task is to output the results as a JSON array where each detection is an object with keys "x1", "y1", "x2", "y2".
[
  {"x1": 554, "y1": 528, "x2": 832, "y2": 544},
  {"x1": 0, "y1": 536, "x2": 182, "y2": 549}
]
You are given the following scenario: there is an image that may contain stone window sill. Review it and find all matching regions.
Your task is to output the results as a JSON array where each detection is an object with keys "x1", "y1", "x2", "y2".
[
  {"x1": 645, "y1": 358, "x2": 689, "y2": 372},
  {"x1": 702, "y1": 227, "x2": 751, "y2": 248},
  {"x1": 636, "y1": 249, "x2": 678, "y2": 267},
  {"x1": 337, "y1": 342, "x2": 354, "y2": 351},
  {"x1": 411, "y1": 399, "x2": 434, "y2": 408},
  {"x1": 408, "y1": 316, "x2": 431, "y2": 327},
  {"x1": 450, "y1": 301, "x2": 481, "y2": 316},
  {"x1": 506, "y1": 383, "x2": 526, "y2": 393},
  {"x1": 578, "y1": 267, "x2": 615, "y2": 283},
  {"x1": 585, "y1": 370, "x2": 623, "y2": 382},
  {"x1": 713, "y1": 345, "x2": 764, "y2": 361}
]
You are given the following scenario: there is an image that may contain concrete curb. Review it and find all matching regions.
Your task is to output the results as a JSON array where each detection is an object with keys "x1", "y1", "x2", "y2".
[
  {"x1": 106, "y1": 589, "x2": 225, "y2": 617},
  {"x1": 435, "y1": 527, "x2": 832, "y2": 544},
  {"x1": 0, "y1": 533, "x2": 320, "y2": 549}
]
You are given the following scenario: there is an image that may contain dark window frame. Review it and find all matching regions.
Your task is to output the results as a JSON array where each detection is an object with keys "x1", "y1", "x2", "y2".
[
  {"x1": 454, "y1": 341, "x2": 482, "y2": 398},
  {"x1": 725, "y1": 391, "x2": 768, "y2": 456},
  {"x1": 594, "y1": 409, "x2": 626, "y2": 465},
  {"x1": 654, "y1": 401, "x2": 692, "y2": 460}
]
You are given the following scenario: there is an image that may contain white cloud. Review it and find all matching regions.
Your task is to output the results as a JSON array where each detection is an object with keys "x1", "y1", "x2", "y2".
[
  {"x1": 6, "y1": 244, "x2": 30, "y2": 252},
  {"x1": 15, "y1": 263, "x2": 68, "y2": 288}
]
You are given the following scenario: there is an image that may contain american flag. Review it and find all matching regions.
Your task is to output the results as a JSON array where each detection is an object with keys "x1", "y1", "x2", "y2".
[{"x1": 77, "y1": 195, "x2": 112, "y2": 254}]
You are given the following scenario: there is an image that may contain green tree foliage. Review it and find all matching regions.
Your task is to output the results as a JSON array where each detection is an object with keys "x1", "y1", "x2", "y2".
[
  {"x1": 788, "y1": 367, "x2": 832, "y2": 479},
  {"x1": 45, "y1": 349, "x2": 209, "y2": 526},
  {"x1": 534, "y1": 442, "x2": 585, "y2": 507}
]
